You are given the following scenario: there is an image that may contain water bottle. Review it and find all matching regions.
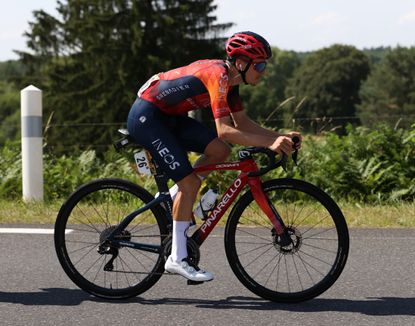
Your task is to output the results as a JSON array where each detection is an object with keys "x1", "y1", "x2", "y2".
[{"x1": 193, "y1": 189, "x2": 219, "y2": 220}]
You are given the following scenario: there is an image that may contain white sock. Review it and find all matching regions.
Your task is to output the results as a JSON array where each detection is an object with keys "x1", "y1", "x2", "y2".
[{"x1": 171, "y1": 220, "x2": 190, "y2": 262}]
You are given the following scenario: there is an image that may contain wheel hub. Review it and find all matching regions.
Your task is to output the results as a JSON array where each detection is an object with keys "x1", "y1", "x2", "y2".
[
  {"x1": 98, "y1": 226, "x2": 131, "y2": 254},
  {"x1": 99, "y1": 226, "x2": 131, "y2": 243},
  {"x1": 272, "y1": 226, "x2": 302, "y2": 254}
]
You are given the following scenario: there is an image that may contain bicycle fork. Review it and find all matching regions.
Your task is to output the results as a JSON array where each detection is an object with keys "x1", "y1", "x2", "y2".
[{"x1": 248, "y1": 177, "x2": 292, "y2": 247}]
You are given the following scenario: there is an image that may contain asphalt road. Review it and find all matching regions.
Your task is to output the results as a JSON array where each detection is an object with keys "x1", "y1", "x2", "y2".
[{"x1": 0, "y1": 226, "x2": 414, "y2": 326}]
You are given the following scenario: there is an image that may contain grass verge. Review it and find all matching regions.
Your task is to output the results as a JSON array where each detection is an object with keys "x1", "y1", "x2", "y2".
[{"x1": 0, "y1": 199, "x2": 414, "y2": 228}]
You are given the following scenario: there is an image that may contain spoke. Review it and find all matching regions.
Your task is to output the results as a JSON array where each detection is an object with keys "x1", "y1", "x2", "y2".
[
  {"x1": 295, "y1": 251, "x2": 315, "y2": 283},
  {"x1": 105, "y1": 193, "x2": 111, "y2": 226},
  {"x1": 128, "y1": 214, "x2": 156, "y2": 235},
  {"x1": 303, "y1": 236, "x2": 338, "y2": 241},
  {"x1": 299, "y1": 248, "x2": 333, "y2": 266},
  {"x1": 90, "y1": 200, "x2": 110, "y2": 228},
  {"x1": 289, "y1": 201, "x2": 306, "y2": 227},
  {"x1": 239, "y1": 211, "x2": 274, "y2": 232},
  {"x1": 66, "y1": 240, "x2": 99, "y2": 245},
  {"x1": 129, "y1": 224, "x2": 159, "y2": 237},
  {"x1": 291, "y1": 254, "x2": 304, "y2": 291},
  {"x1": 302, "y1": 242, "x2": 338, "y2": 254},
  {"x1": 237, "y1": 242, "x2": 273, "y2": 257},
  {"x1": 126, "y1": 246, "x2": 157, "y2": 269},
  {"x1": 73, "y1": 205, "x2": 103, "y2": 234},
  {"x1": 236, "y1": 227, "x2": 272, "y2": 244},
  {"x1": 291, "y1": 200, "x2": 297, "y2": 228},
  {"x1": 234, "y1": 240, "x2": 270, "y2": 245},
  {"x1": 82, "y1": 254, "x2": 105, "y2": 276},
  {"x1": 241, "y1": 245, "x2": 275, "y2": 269},
  {"x1": 291, "y1": 205, "x2": 323, "y2": 228},
  {"x1": 301, "y1": 214, "x2": 333, "y2": 236},
  {"x1": 264, "y1": 252, "x2": 282, "y2": 287},
  {"x1": 284, "y1": 255, "x2": 290, "y2": 292},
  {"x1": 93, "y1": 255, "x2": 107, "y2": 283},
  {"x1": 297, "y1": 250, "x2": 331, "y2": 271},
  {"x1": 276, "y1": 253, "x2": 283, "y2": 291},
  {"x1": 73, "y1": 243, "x2": 99, "y2": 267},
  {"x1": 252, "y1": 250, "x2": 279, "y2": 280},
  {"x1": 302, "y1": 227, "x2": 336, "y2": 240},
  {"x1": 68, "y1": 242, "x2": 97, "y2": 255},
  {"x1": 117, "y1": 254, "x2": 133, "y2": 288}
]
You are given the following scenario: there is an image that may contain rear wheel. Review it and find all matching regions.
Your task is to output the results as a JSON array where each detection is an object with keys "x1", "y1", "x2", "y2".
[
  {"x1": 54, "y1": 178, "x2": 169, "y2": 299},
  {"x1": 225, "y1": 178, "x2": 349, "y2": 303}
]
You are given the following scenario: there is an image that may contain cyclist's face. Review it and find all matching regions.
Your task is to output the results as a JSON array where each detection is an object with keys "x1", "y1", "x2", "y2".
[{"x1": 244, "y1": 59, "x2": 267, "y2": 85}]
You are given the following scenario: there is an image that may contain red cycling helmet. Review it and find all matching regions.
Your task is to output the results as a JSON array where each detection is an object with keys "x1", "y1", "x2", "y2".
[{"x1": 226, "y1": 31, "x2": 272, "y2": 61}]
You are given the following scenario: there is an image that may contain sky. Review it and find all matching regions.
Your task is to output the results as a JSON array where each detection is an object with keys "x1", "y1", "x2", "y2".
[{"x1": 0, "y1": 0, "x2": 414, "y2": 61}]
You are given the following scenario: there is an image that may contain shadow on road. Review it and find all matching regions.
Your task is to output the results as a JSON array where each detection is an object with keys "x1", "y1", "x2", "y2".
[{"x1": 0, "y1": 288, "x2": 414, "y2": 316}]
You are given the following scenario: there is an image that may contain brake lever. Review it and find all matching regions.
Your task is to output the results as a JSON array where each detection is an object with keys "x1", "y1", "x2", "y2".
[
  {"x1": 292, "y1": 150, "x2": 298, "y2": 166},
  {"x1": 281, "y1": 155, "x2": 288, "y2": 172},
  {"x1": 291, "y1": 136, "x2": 300, "y2": 166}
]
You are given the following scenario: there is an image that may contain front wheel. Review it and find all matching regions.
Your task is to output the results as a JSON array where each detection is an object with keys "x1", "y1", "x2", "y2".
[
  {"x1": 54, "y1": 178, "x2": 169, "y2": 299},
  {"x1": 225, "y1": 178, "x2": 349, "y2": 303}
]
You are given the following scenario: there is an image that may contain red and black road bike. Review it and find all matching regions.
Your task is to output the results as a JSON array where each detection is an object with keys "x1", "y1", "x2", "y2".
[{"x1": 54, "y1": 130, "x2": 349, "y2": 303}]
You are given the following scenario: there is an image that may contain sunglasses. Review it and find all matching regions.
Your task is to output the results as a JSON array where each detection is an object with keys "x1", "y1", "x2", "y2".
[{"x1": 252, "y1": 61, "x2": 267, "y2": 73}]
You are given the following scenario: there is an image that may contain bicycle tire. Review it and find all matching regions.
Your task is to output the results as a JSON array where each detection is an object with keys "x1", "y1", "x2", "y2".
[
  {"x1": 225, "y1": 178, "x2": 349, "y2": 303},
  {"x1": 54, "y1": 178, "x2": 169, "y2": 299}
]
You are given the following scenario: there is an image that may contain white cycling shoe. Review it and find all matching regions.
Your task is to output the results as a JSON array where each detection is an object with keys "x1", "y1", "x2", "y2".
[{"x1": 164, "y1": 256, "x2": 214, "y2": 282}]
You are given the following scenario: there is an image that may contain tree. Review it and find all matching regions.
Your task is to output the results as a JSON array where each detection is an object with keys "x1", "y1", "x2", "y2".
[
  {"x1": 285, "y1": 44, "x2": 370, "y2": 132},
  {"x1": 18, "y1": 0, "x2": 232, "y2": 152},
  {"x1": 239, "y1": 48, "x2": 300, "y2": 129},
  {"x1": 0, "y1": 81, "x2": 20, "y2": 144},
  {"x1": 358, "y1": 46, "x2": 415, "y2": 128}
]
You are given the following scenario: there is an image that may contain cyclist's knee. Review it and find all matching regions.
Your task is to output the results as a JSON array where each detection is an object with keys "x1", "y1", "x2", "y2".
[
  {"x1": 205, "y1": 138, "x2": 231, "y2": 161},
  {"x1": 177, "y1": 173, "x2": 201, "y2": 195}
]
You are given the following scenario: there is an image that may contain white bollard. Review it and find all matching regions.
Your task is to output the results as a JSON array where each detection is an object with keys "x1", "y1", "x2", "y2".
[{"x1": 21, "y1": 85, "x2": 43, "y2": 202}]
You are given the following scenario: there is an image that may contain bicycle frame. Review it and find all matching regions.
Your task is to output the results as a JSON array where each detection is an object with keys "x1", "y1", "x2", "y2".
[
  {"x1": 106, "y1": 156, "x2": 288, "y2": 253},
  {"x1": 192, "y1": 159, "x2": 287, "y2": 245}
]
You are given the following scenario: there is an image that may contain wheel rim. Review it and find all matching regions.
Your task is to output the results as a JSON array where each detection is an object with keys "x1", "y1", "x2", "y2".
[
  {"x1": 231, "y1": 184, "x2": 346, "y2": 297},
  {"x1": 59, "y1": 186, "x2": 164, "y2": 293}
]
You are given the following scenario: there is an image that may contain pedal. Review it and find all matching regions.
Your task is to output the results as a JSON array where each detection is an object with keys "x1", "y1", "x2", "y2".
[{"x1": 187, "y1": 280, "x2": 204, "y2": 285}]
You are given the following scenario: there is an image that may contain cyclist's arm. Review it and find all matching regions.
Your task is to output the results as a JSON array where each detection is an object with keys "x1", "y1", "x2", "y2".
[
  {"x1": 215, "y1": 112, "x2": 297, "y2": 156},
  {"x1": 231, "y1": 111, "x2": 302, "y2": 149},
  {"x1": 230, "y1": 111, "x2": 282, "y2": 138},
  {"x1": 215, "y1": 114, "x2": 285, "y2": 149}
]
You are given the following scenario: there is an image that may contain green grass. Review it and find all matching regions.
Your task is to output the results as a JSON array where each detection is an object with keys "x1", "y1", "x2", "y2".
[{"x1": 0, "y1": 199, "x2": 414, "y2": 228}]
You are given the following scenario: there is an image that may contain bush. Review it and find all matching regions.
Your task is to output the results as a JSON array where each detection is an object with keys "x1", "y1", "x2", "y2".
[
  {"x1": 1, "y1": 124, "x2": 413, "y2": 203},
  {"x1": 286, "y1": 124, "x2": 415, "y2": 202}
]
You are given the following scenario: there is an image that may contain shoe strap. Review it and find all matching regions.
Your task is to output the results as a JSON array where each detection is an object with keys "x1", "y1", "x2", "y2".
[{"x1": 182, "y1": 258, "x2": 201, "y2": 271}]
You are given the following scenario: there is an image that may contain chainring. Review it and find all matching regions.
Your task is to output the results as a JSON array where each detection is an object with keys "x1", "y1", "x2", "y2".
[{"x1": 162, "y1": 235, "x2": 200, "y2": 266}]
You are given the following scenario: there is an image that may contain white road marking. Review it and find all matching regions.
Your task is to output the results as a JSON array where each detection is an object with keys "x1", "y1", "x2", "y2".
[{"x1": 0, "y1": 228, "x2": 73, "y2": 234}]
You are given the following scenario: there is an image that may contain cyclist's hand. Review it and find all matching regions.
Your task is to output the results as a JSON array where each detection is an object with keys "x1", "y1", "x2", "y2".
[
  {"x1": 269, "y1": 136, "x2": 294, "y2": 156},
  {"x1": 286, "y1": 132, "x2": 302, "y2": 150}
]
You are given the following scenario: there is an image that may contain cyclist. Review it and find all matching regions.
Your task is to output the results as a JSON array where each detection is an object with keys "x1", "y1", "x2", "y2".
[{"x1": 127, "y1": 31, "x2": 302, "y2": 282}]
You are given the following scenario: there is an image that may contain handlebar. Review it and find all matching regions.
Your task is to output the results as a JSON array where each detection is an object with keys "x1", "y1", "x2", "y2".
[{"x1": 246, "y1": 136, "x2": 300, "y2": 177}]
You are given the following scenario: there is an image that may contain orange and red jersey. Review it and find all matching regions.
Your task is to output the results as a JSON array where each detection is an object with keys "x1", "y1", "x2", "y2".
[{"x1": 138, "y1": 59, "x2": 243, "y2": 119}]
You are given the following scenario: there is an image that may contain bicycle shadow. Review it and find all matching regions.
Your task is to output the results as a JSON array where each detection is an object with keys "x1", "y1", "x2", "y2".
[
  {"x1": 137, "y1": 296, "x2": 415, "y2": 316},
  {"x1": 0, "y1": 288, "x2": 414, "y2": 316}
]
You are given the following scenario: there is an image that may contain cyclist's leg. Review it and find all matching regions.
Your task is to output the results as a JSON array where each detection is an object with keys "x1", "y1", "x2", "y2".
[
  {"x1": 127, "y1": 99, "x2": 195, "y2": 184},
  {"x1": 127, "y1": 100, "x2": 213, "y2": 281},
  {"x1": 173, "y1": 114, "x2": 231, "y2": 178},
  {"x1": 193, "y1": 138, "x2": 231, "y2": 178}
]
